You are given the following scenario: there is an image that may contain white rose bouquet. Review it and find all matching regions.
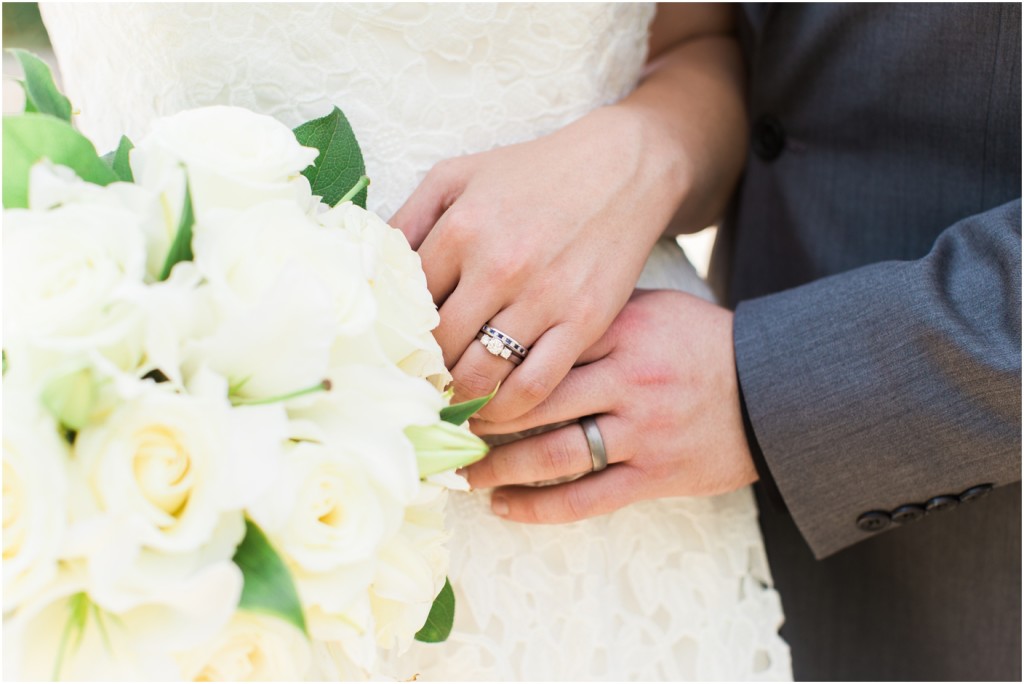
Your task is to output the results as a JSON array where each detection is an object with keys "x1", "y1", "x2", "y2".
[{"x1": 2, "y1": 50, "x2": 490, "y2": 681}]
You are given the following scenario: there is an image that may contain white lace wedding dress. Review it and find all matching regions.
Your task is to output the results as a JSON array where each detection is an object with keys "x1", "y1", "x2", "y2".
[{"x1": 41, "y1": 3, "x2": 791, "y2": 680}]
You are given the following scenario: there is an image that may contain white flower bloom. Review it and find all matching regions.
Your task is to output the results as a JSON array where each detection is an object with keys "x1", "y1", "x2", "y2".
[
  {"x1": 3, "y1": 562, "x2": 241, "y2": 682},
  {"x1": 288, "y1": 364, "x2": 445, "y2": 504},
  {"x1": 2, "y1": 395, "x2": 70, "y2": 612},
  {"x1": 3, "y1": 201, "x2": 146, "y2": 347},
  {"x1": 248, "y1": 442, "x2": 401, "y2": 571},
  {"x1": 176, "y1": 611, "x2": 312, "y2": 682},
  {"x1": 131, "y1": 105, "x2": 319, "y2": 220},
  {"x1": 370, "y1": 484, "x2": 450, "y2": 652},
  {"x1": 318, "y1": 202, "x2": 449, "y2": 388},
  {"x1": 27, "y1": 160, "x2": 172, "y2": 281},
  {"x1": 194, "y1": 200, "x2": 376, "y2": 335},
  {"x1": 73, "y1": 383, "x2": 287, "y2": 556}
]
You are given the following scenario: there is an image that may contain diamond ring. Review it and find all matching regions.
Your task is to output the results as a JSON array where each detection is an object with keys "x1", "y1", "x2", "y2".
[
  {"x1": 476, "y1": 325, "x2": 528, "y2": 364},
  {"x1": 479, "y1": 325, "x2": 528, "y2": 358}
]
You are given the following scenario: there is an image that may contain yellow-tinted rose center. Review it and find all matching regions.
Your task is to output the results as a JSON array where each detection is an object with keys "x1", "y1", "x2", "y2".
[
  {"x1": 133, "y1": 426, "x2": 194, "y2": 518},
  {"x1": 195, "y1": 632, "x2": 264, "y2": 681},
  {"x1": 312, "y1": 477, "x2": 346, "y2": 528}
]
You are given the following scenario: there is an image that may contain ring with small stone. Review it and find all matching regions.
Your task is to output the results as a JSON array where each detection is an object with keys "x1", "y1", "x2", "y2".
[
  {"x1": 479, "y1": 324, "x2": 529, "y2": 359},
  {"x1": 476, "y1": 330, "x2": 525, "y2": 364}
]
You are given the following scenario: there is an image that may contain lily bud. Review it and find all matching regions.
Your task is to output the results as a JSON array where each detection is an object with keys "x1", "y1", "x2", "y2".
[
  {"x1": 40, "y1": 362, "x2": 101, "y2": 431},
  {"x1": 406, "y1": 421, "x2": 488, "y2": 478}
]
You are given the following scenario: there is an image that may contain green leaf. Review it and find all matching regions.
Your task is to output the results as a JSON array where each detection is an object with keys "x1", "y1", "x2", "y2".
[
  {"x1": 3, "y1": 113, "x2": 117, "y2": 208},
  {"x1": 233, "y1": 519, "x2": 308, "y2": 636},
  {"x1": 102, "y1": 135, "x2": 134, "y2": 183},
  {"x1": 414, "y1": 577, "x2": 455, "y2": 643},
  {"x1": 440, "y1": 384, "x2": 499, "y2": 426},
  {"x1": 157, "y1": 178, "x2": 194, "y2": 281},
  {"x1": 8, "y1": 48, "x2": 72, "y2": 121},
  {"x1": 293, "y1": 106, "x2": 368, "y2": 208}
]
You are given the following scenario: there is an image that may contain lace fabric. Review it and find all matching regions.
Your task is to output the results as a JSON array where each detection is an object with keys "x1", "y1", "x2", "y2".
[{"x1": 41, "y1": 3, "x2": 791, "y2": 679}]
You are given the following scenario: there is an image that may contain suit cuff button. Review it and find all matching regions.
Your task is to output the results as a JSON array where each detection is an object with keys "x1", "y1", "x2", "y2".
[
  {"x1": 856, "y1": 510, "x2": 891, "y2": 532},
  {"x1": 891, "y1": 504, "x2": 926, "y2": 524},
  {"x1": 925, "y1": 495, "x2": 959, "y2": 513},
  {"x1": 959, "y1": 484, "x2": 994, "y2": 503}
]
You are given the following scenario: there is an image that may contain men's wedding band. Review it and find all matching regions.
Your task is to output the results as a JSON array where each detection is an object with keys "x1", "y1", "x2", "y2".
[
  {"x1": 476, "y1": 332, "x2": 523, "y2": 365},
  {"x1": 478, "y1": 324, "x2": 529, "y2": 363},
  {"x1": 580, "y1": 415, "x2": 608, "y2": 472}
]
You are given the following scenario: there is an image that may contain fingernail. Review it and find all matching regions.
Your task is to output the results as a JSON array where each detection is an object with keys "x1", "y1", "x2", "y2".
[{"x1": 491, "y1": 496, "x2": 509, "y2": 517}]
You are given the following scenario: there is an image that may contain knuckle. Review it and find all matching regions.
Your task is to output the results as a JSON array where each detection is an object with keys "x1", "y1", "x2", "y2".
[
  {"x1": 622, "y1": 358, "x2": 676, "y2": 390},
  {"x1": 518, "y1": 374, "x2": 553, "y2": 407},
  {"x1": 542, "y1": 433, "x2": 578, "y2": 477},
  {"x1": 454, "y1": 365, "x2": 498, "y2": 400},
  {"x1": 441, "y1": 208, "x2": 480, "y2": 248}
]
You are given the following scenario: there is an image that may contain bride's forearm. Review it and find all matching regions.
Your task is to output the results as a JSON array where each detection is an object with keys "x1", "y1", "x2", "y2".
[{"x1": 612, "y1": 5, "x2": 747, "y2": 237}]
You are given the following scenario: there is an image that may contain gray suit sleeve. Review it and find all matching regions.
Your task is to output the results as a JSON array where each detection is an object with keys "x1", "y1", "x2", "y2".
[{"x1": 734, "y1": 199, "x2": 1022, "y2": 559}]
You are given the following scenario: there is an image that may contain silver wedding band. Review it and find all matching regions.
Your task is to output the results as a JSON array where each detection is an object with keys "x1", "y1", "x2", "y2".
[{"x1": 580, "y1": 415, "x2": 608, "y2": 472}]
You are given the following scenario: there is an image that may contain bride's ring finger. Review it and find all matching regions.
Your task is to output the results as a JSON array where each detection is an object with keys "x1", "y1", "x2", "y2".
[
  {"x1": 448, "y1": 305, "x2": 547, "y2": 404},
  {"x1": 463, "y1": 414, "x2": 623, "y2": 489}
]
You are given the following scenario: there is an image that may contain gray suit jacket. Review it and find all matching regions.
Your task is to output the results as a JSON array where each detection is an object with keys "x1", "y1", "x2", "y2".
[{"x1": 710, "y1": 3, "x2": 1021, "y2": 680}]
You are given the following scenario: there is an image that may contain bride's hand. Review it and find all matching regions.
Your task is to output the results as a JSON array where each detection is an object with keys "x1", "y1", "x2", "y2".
[
  {"x1": 390, "y1": 5, "x2": 746, "y2": 421},
  {"x1": 462, "y1": 289, "x2": 757, "y2": 523},
  {"x1": 390, "y1": 106, "x2": 689, "y2": 420}
]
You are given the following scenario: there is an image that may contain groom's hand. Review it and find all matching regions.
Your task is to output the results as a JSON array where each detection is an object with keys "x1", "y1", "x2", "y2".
[{"x1": 464, "y1": 289, "x2": 758, "y2": 523}]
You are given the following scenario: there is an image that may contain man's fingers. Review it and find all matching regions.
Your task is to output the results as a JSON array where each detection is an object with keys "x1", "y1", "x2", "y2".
[
  {"x1": 474, "y1": 323, "x2": 586, "y2": 423},
  {"x1": 489, "y1": 462, "x2": 647, "y2": 524},
  {"x1": 471, "y1": 359, "x2": 616, "y2": 436},
  {"x1": 465, "y1": 414, "x2": 626, "y2": 488}
]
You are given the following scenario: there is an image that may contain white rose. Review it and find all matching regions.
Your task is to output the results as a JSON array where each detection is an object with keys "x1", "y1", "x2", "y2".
[
  {"x1": 248, "y1": 442, "x2": 401, "y2": 571},
  {"x1": 176, "y1": 611, "x2": 312, "y2": 682},
  {"x1": 288, "y1": 364, "x2": 445, "y2": 505},
  {"x1": 369, "y1": 484, "x2": 451, "y2": 651},
  {"x1": 195, "y1": 200, "x2": 376, "y2": 335},
  {"x1": 3, "y1": 562, "x2": 241, "y2": 682},
  {"x1": 2, "y1": 394, "x2": 70, "y2": 612},
  {"x1": 3, "y1": 200, "x2": 147, "y2": 348},
  {"x1": 73, "y1": 383, "x2": 287, "y2": 556},
  {"x1": 131, "y1": 105, "x2": 319, "y2": 220},
  {"x1": 27, "y1": 160, "x2": 173, "y2": 281},
  {"x1": 318, "y1": 202, "x2": 449, "y2": 388}
]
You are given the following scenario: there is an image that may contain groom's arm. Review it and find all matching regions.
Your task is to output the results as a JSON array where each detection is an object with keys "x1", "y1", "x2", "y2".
[{"x1": 734, "y1": 199, "x2": 1022, "y2": 559}]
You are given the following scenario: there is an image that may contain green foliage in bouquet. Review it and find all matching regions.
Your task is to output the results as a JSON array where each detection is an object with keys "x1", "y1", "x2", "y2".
[
  {"x1": 233, "y1": 520, "x2": 308, "y2": 636},
  {"x1": 9, "y1": 48, "x2": 71, "y2": 121},
  {"x1": 3, "y1": 48, "x2": 486, "y2": 653},
  {"x1": 293, "y1": 106, "x2": 369, "y2": 209}
]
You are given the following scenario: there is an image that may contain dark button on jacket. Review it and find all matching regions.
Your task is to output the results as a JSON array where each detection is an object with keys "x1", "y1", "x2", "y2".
[
  {"x1": 960, "y1": 484, "x2": 994, "y2": 503},
  {"x1": 925, "y1": 495, "x2": 959, "y2": 513},
  {"x1": 751, "y1": 115, "x2": 785, "y2": 160},
  {"x1": 856, "y1": 510, "x2": 891, "y2": 532},
  {"x1": 891, "y1": 504, "x2": 927, "y2": 524}
]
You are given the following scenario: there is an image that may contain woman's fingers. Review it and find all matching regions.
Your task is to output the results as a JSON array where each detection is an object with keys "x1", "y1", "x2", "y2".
[
  {"x1": 489, "y1": 461, "x2": 648, "y2": 524},
  {"x1": 472, "y1": 354, "x2": 617, "y2": 435},
  {"x1": 465, "y1": 413, "x2": 625, "y2": 489},
  {"x1": 473, "y1": 323, "x2": 590, "y2": 423},
  {"x1": 389, "y1": 159, "x2": 468, "y2": 250},
  {"x1": 447, "y1": 301, "x2": 550, "y2": 405},
  {"x1": 434, "y1": 285, "x2": 503, "y2": 371}
]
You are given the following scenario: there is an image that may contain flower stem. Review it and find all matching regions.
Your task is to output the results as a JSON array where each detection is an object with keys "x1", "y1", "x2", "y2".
[
  {"x1": 339, "y1": 175, "x2": 370, "y2": 204},
  {"x1": 230, "y1": 379, "x2": 332, "y2": 406}
]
